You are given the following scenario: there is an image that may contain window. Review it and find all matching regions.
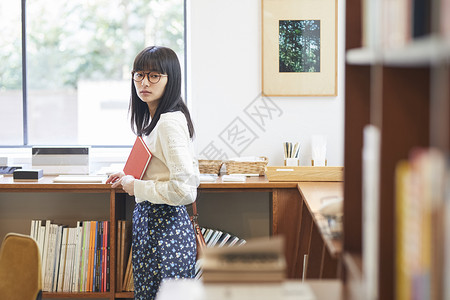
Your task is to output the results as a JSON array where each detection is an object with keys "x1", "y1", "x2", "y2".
[{"x1": 0, "y1": 0, "x2": 185, "y2": 146}]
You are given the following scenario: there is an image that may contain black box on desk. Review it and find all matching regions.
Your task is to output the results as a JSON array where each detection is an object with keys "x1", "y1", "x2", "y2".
[{"x1": 13, "y1": 169, "x2": 44, "y2": 181}]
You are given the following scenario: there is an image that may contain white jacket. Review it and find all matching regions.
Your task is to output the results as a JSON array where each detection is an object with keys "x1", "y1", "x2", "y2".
[{"x1": 134, "y1": 111, "x2": 200, "y2": 206}]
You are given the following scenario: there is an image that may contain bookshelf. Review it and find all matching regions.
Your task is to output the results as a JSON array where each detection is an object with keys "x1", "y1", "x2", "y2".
[
  {"x1": 0, "y1": 176, "x2": 127, "y2": 299},
  {"x1": 0, "y1": 176, "x2": 342, "y2": 299},
  {"x1": 343, "y1": 0, "x2": 449, "y2": 299}
]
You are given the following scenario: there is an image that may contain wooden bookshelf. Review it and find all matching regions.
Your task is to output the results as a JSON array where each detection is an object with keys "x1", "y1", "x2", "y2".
[
  {"x1": 343, "y1": 0, "x2": 449, "y2": 299},
  {"x1": 0, "y1": 176, "x2": 127, "y2": 299},
  {"x1": 0, "y1": 176, "x2": 342, "y2": 299}
]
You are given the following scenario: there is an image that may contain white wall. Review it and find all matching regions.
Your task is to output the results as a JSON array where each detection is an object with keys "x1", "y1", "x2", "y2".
[{"x1": 187, "y1": 0, "x2": 345, "y2": 166}]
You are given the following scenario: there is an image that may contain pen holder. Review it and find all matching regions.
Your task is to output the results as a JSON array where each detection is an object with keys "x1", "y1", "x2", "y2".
[
  {"x1": 284, "y1": 158, "x2": 299, "y2": 166},
  {"x1": 311, "y1": 159, "x2": 327, "y2": 166}
]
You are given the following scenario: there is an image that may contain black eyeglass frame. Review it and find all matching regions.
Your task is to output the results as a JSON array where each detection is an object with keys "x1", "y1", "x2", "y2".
[{"x1": 131, "y1": 71, "x2": 168, "y2": 84}]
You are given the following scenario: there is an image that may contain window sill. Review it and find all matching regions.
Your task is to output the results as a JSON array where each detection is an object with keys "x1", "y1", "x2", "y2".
[{"x1": 0, "y1": 147, "x2": 131, "y2": 173}]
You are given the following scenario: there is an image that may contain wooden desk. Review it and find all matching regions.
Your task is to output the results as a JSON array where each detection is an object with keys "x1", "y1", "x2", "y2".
[
  {"x1": 198, "y1": 177, "x2": 343, "y2": 279},
  {"x1": 296, "y1": 182, "x2": 343, "y2": 279}
]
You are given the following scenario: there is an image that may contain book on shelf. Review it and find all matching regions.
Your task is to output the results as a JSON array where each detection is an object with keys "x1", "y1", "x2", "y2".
[
  {"x1": 87, "y1": 221, "x2": 96, "y2": 292},
  {"x1": 80, "y1": 221, "x2": 91, "y2": 292},
  {"x1": 121, "y1": 221, "x2": 132, "y2": 291},
  {"x1": 200, "y1": 236, "x2": 286, "y2": 283},
  {"x1": 116, "y1": 220, "x2": 122, "y2": 291},
  {"x1": 395, "y1": 148, "x2": 446, "y2": 300},
  {"x1": 41, "y1": 220, "x2": 51, "y2": 289},
  {"x1": 227, "y1": 236, "x2": 241, "y2": 247},
  {"x1": 116, "y1": 220, "x2": 132, "y2": 292},
  {"x1": 127, "y1": 272, "x2": 134, "y2": 292},
  {"x1": 363, "y1": 0, "x2": 434, "y2": 50},
  {"x1": 412, "y1": 0, "x2": 431, "y2": 38},
  {"x1": 93, "y1": 221, "x2": 101, "y2": 292},
  {"x1": 122, "y1": 249, "x2": 133, "y2": 291},
  {"x1": 64, "y1": 227, "x2": 76, "y2": 292},
  {"x1": 208, "y1": 231, "x2": 223, "y2": 247},
  {"x1": 57, "y1": 227, "x2": 68, "y2": 292},
  {"x1": 123, "y1": 136, "x2": 152, "y2": 179},
  {"x1": 102, "y1": 220, "x2": 109, "y2": 292},
  {"x1": 72, "y1": 222, "x2": 83, "y2": 292},
  {"x1": 43, "y1": 223, "x2": 57, "y2": 291},
  {"x1": 52, "y1": 225, "x2": 63, "y2": 292},
  {"x1": 217, "y1": 233, "x2": 231, "y2": 247}
]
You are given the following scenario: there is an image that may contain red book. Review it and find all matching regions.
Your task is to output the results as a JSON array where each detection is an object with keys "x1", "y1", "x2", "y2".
[{"x1": 123, "y1": 136, "x2": 152, "y2": 179}]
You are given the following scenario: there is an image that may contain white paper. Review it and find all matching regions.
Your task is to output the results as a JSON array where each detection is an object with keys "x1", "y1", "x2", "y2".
[
  {"x1": 199, "y1": 174, "x2": 218, "y2": 182},
  {"x1": 222, "y1": 175, "x2": 246, "y2": 182}
]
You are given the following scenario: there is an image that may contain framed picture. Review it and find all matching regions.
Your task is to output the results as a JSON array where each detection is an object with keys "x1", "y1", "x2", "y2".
[{"x1": 262, "y1": 0, "x2": 337, "y2": 96}]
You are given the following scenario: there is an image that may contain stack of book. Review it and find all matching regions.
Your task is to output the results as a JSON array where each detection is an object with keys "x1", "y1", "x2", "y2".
[
  {"x1": 30, "y1": 220, "x2": 110, "y2": 292},
  {"x1": 200, "y1": 236, "x2": 286, "y2": 283}
]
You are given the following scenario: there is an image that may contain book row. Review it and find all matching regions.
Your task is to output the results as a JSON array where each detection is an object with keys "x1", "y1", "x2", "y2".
[
  {"x1": 363, "y1": 0, "x2": 450, "y2": 49},
  {"x1": 30, "y1": 218, "x2": 248, "y2": 293},
  {"x1": 395, "y1": 148, "x2": 448, "y2": 299},
  {"x1": 195, "y1": 227, "x2": 247, "y2": 279},
  {"x1": 116, "y1": 220, "x2": 133, "y2": 292},
  {"x1": 30, "y1": 220, "x2": 110, "y2": 293}
]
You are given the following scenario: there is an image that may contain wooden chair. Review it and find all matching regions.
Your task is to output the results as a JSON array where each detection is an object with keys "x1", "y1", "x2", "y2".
[{"x1": 0, "y1": 233, "x2": 42, "y2": 300}]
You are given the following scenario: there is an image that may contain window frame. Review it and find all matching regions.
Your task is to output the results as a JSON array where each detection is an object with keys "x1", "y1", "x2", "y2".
[{"x1": 5, "y1": 0, "x2": 187, "y2": 148}]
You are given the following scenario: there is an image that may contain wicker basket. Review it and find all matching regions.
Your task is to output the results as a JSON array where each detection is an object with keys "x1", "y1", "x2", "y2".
[
  {"x1": 224, "y1": 157, "x2": 268, "y2": 175},
  {"x1": 198, "y1": 160, "x2": 223, "y2": 175}
]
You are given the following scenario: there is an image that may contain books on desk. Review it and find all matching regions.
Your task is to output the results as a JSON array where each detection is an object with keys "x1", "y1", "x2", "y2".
[{"x1": 200, "y1": 236, "x2": 286, "y2": 283}]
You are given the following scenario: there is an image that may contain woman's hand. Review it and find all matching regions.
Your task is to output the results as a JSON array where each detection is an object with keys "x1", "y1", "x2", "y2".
[
  {"x1": 106, "y1": 172, "x2": 136, "y2": 196},
  {"x1": 106, "y1": 171, "x2": 125, "y2": 184}
]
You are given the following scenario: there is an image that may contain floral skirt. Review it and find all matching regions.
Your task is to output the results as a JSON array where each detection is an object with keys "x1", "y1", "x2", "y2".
[{"x1": 132, "y1": 201, "x2": 196, "y2": 300}]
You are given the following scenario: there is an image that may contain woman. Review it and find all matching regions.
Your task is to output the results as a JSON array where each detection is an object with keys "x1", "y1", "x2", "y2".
[{"x1": 106, "y1": 46, "x2": 199, "y2": 300}]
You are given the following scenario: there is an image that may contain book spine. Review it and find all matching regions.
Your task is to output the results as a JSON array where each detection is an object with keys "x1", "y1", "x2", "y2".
[
  {"x1": 41, "y1": 220, "x2": 51, "y2": 288},
  {"x1": 52, "y1": 225, "x2": 62, "y2": 292},
  {"x1": 87, "y1": 221, "x2": 96, "y2": 292},
  {"x1": 72, "y1": 221, "x2": 83, "y2": 292},
  {"x1": 106, "y1": 221, "x2": 110, "y2": 292}
]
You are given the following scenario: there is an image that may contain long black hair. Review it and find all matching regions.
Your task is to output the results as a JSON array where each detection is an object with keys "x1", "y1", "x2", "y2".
[{"x1": 129, "y1": 46, "x2": 195, "y2": 138}]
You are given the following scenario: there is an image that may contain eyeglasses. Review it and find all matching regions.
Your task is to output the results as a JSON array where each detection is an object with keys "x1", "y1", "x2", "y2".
[{"x1": 132, "y1": 71, "x2": 168, "y2": 84}]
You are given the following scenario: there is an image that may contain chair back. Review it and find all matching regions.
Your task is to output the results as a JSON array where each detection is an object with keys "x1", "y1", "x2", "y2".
[{"x1": 0, "y1": 233, "x2": 42, "y2": 300}]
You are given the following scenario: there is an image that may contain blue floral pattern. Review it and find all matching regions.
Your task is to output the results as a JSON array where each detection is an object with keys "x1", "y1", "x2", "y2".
[{"x1": 132, "y1": 201, "x2": 196, "y2": 300}]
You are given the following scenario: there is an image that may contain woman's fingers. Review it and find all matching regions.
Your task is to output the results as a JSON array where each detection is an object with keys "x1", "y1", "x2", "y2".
[
  {"x1": 111, "y1": 179, "x2": 122, "y2": 188},
  {"x1": 106, "y1": 171, "x2": 125, "y2": 184}
]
